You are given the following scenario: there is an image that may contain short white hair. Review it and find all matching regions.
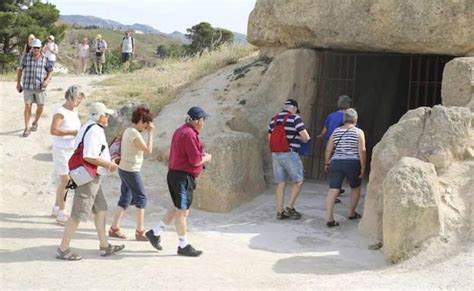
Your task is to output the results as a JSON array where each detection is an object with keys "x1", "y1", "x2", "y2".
[{"x1": 282, "y1": 104, "x2": 295, "y2": 112}]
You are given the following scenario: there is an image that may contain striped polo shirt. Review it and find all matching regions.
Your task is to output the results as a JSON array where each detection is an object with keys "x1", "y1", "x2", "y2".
[
  {"x1": 331, "y1": 127, "x2": 360, "y2": 160},
  {"x1": 20, "y1": 53, "x2": 53, "y2": 90},
  {"x1": 268, "y1": 110, "x2": 306, "y2": 150}
]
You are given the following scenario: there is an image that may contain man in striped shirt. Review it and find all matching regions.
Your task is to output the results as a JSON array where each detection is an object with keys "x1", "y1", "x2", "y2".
[
  {"x1": 268, "y1": 99, "x2": 310, "y2": 220},
  {"x1": 16, "y1": 38, "x2": 53, "y2": 137}
]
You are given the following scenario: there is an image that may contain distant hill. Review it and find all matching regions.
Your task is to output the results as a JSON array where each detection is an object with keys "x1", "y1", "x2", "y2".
[{"x1": 61, "y1": 15, "x2": 247, "y2": 44}]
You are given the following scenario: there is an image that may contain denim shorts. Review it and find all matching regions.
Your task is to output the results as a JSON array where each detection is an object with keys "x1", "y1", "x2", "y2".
[
  {"x1": 272, "y1": 152, "x2": 304, "y2": 183},
  {"x1": 329, "y1": 159, "x2": 361, "y2": 189},
  {"x1": 117, "y1": 169, "x2": 147, "y2": 209}
]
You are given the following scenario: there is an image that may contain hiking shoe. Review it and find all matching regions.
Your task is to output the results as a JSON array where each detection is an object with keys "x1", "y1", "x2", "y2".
[
  {"x1": 145, "y1": 230, "x2": 162, "y2": 251},
  {"x1": 177, "y1": 244, "x2": 202, "y2": 257},
  {"x1": 286, "y1": 207, "x2": 302, "y2": 219},
  {"x1": 276, "y1": 210, "x2": 290, "y2": 220}
]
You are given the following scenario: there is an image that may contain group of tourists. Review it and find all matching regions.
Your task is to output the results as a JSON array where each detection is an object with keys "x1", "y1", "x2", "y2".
[{"x1": 268, "y1": 96, "x2": 366, "y2": 228}]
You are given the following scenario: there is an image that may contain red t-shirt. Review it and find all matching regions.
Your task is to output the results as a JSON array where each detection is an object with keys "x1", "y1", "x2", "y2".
[{"x1": 168, "y1": 123, "x2": 203, "y2": 177}]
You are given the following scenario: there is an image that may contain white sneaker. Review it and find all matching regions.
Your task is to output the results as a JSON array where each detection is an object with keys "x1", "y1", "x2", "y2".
[
  {"x1": 56, "y1": 214, "x2": 69, "y2": 225},
  {"x1": 51, "y1": 206, "x2": 59, "y2": 217}
]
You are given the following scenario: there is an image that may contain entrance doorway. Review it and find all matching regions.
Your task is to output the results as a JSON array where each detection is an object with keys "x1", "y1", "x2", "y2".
[{"x1": 304, "y1": 51, "x2": 452, "y2": 179}]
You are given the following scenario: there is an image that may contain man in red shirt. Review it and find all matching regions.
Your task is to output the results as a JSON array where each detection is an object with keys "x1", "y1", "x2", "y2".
[{"x1": 146, "y1": 106, "x2": 212, "y2": 257}]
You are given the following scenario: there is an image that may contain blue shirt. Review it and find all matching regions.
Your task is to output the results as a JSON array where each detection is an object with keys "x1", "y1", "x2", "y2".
[{"x1": 324, "y1": 111, "x2": 344, "y2": 140}]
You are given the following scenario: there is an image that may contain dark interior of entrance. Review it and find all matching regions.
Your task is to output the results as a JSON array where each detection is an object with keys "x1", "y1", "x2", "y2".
[{"x1": 305, "y1": 51, "x2": 453, "y2": 179}]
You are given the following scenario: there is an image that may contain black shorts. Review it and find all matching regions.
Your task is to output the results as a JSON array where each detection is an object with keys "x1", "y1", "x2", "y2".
[
  {"x1": 167, "y1": 170, "x2": 196, "y2": 209},
  {"x1": 328, "y1": 159, "x2": 361, "y2": 189},
  {"x1": 121, "y1": 52, "x2": 132, "y2": 63}
]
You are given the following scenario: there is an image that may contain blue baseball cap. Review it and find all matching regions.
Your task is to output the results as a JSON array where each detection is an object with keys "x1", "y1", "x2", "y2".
[{"x1": 187, "y1": 106, "x2": 210, "y2": 120}]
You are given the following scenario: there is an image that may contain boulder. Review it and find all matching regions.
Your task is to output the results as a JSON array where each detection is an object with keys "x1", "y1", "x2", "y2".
[
  {"x1": 360, "y1": 106, "x2": 471, "y2": 243},
  {"x1": 383, "y1": 157, "x2": 441, "y2": 264},
  {"x1": 248, "y1": 0, "x2": 474, "y2": 56},
  {"x1": 442, "y1": 57, "x2": 474, "y2": 111}
]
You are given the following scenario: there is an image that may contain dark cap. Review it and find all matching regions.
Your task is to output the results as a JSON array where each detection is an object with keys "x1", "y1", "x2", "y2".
[
  {"x1": 187, "y1": 106, "x2": 210, "y2": 120},
  {"x1": 284, "y1": 99, "x2": 300, "y2": 113}
]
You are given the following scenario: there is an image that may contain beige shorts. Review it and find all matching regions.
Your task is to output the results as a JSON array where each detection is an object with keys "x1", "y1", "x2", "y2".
[
  {"x1": 70, "y1": 176, "x2": 108, "y2": 222},
  {"x1": 52, "y1": 146, "x2": 74, "y2": 176},
  {"x1": 24, "y1": 89, "x2": 46, "y2": 105},
  {"x1": 95, "y1": 54, "x2": 106, "y2": 64}
]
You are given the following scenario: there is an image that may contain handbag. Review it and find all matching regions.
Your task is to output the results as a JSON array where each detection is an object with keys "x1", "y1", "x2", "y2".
[{"x1": 68, "y1": 124, "x2": 98, "y2": 186}]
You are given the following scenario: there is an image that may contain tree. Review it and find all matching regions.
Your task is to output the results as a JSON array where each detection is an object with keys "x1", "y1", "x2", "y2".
[
  {"x1": 185, "y1": 22, "x2": 234, "y2": 55},
  {"x1": 0, "y1": 0, "x2": 65, "y2": 72}
]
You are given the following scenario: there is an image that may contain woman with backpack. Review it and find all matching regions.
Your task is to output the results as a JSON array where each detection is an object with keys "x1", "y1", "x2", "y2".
[{"x1": 109, "y1": 107, "x2": 154, "y2": 241}]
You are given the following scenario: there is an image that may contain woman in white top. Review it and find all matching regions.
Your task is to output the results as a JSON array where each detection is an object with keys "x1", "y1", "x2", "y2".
[
  {"x1": 50, "y1": 85, "x2": 84, "y2": 224},
  {"x1": 43, "y1": 35, "x2": 58, "y2": 68},
  {"x1": 109, "y1": 107, "x2": 154, "y2": 241},
  {"x1": 77, "y1": 37, "x2": 89, "y2": 74}
]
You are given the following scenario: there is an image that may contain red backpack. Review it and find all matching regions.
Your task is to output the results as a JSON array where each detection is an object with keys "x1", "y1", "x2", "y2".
[{"x1": 269, "y1": 113, "x2": 291, "y2": 152}]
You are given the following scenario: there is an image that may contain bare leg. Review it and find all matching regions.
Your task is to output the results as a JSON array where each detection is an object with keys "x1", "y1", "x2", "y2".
[
  {"x1": 275, "y1": 183, "x2": 286, "y2": 213},
  {"x1": 55, "y1": 175, "x2": 70, "y2": 210},
  {"x1": 288, "y1": 180, "x2": 303, "y2": 208},
  {"x1": 83, "y1": 58, "x2": 88, "y2": 73},
  {"x1": 325, "y1": 188, "x2": 340, "y2": 222},
  {"x1": 111, "y1": 207, "x2": 126, "y2": 229},
  {"x1": 349, "y1": 186, "x2": 361, "y2": 217},
  {"x1": 59, "y1": 217, "x2": 80, "y2": 251},
  {"x1": 162, "y1": 207, "x2": 176, "y2": 225},
  {"x1": 33, "y1": 104, "x2": 44, "y2": 124},
  {"x1": 175, "y1": 209, "x2": 189, "y2": 236},
  {"x1": 136, "y1": 208, "x2": 145, "y2": 231},
  {"x1": 94, "y1": 211, "x2": 109, "y2": 248},
  {"x1": 24, "y1": 103, "x2": 32, "y2": 129}
]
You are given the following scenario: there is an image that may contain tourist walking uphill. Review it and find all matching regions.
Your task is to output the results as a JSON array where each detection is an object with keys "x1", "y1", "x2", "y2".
[
  {"x1": 268, "y1": 99, "x2": 310, "y2": 220},
  {"x1": 50, "y1": 85, "x2": 85, "y2": 224},
  {"x1": 324, "y1": 108, "x2": 366, "y2": 228},
  {"x1": 56, "y1": 102, "x2": 124, "y2": 261},
  {"x1": 146, "y1": 106, "x2": 212, "y2": 257},
  {"x1": 94, "y1": 34, "x2": 107, "y2": 75},
  {"x1": 16, "y1": 38, "x2": 53, "y2": 137},
  {"x1": 109, "y1": 107, "x2": 155, "y2": 241}
]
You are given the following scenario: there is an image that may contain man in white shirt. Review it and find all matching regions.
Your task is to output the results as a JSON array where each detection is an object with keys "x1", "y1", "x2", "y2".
[
  {"x1": 94, "y1": 34, "x2": 107, "y2": 75},
  {"x1": 56, "y1": 102, "x2": 124, "y2": 261},
  {"x1": 120, "y1": 31, "x2": 135, "y2": 73}
]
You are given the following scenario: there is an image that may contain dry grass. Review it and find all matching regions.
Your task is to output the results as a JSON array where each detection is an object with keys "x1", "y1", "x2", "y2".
[
  {"x1": 0, "y1": 72, "x2": 17, "y2": 82},
  {"x1": 88, "y1": 44, "x2": 257, "y2": 113}
]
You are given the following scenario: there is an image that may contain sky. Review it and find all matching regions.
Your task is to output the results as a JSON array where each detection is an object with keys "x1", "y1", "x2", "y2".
[{"x1": 48, "y1": 0, "x2": 256, "y2": 34}]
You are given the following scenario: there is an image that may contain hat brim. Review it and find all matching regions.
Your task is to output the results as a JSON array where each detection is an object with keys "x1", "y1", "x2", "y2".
[{"x1": 105, "y1": 109, "x2": 114, "y2": 115}]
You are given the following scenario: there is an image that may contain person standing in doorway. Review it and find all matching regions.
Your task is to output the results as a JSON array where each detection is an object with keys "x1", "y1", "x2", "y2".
[
  {"x1": 43, "y1": 35, "x2": 58, "y2": 69},
  {"x1": 16, "y1": 38, "x2": 53, "y2": 137},
  {"x1": 145, "y1": 106, "x2": 212, "y2": 257},
  {"x1": 50, "y1": 85, "x2": 84, "y2": 224},
  {"x1": 77, "y1": 37, "x2": 90, "y2": 75},
  {"x1": 120, "y1": 31, "x2": 135, "y2": 73},
  {"x1": 268, "y1": 99, "x2": 310, "y2": 220},
  {"x1": 94, "y1": 34, "x2": 107, "y2": 75}
]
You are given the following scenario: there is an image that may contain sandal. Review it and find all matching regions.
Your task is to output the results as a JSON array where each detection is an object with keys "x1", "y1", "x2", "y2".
[
  {"x1": 56, "y1": 248, "x2": 82, "y2": 261},
  {"x1": 31, "y1": 121, "x2": 38, "y2": 131},
  {"x1": 135, "y1": 229, "x2": 148, "y2": 241},
  {"x1": 335, "y1": 198, "x2": 341, "y2": 204},
  {"x1": 108, "y1": 226, "x2": 127, "y2": 239},
  {"x1": 22, "y1": 128, "x2": 31, "y2": 137},
  {"x1": 326, "y1": 221, "x2": 340, "y2": 228},
  {"x1": 348, "y1": 212, "x2": 362, "y2": 220},
  {"x1": 100, "y1": 243, "x2": 125, "y2": 257}
]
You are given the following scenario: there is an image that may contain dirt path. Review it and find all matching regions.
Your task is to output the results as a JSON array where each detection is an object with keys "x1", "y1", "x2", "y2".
[{"x1": 0, "y1": 75, "x2": 472, "y2": 289}]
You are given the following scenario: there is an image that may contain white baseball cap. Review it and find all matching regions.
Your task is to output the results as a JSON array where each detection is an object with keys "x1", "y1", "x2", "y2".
[
  {"x1": 31, "y1": 39, "x2": 42, "y2": 48},
  {"x1": 89, "y1": 102, "x2": 114, "y2": 117},
  {"x1": 48, "y1": 35, "x2": 55, "y2": 41}
]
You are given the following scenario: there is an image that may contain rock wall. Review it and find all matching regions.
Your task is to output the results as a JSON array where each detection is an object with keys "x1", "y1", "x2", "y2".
[
  {"x1": 248, "y1": 0, "x2": 474, "y2": 56},
  {"x1": 442, "y1": 57, "x2": 474, "y2": 111},
  {"x1": 360, "y1": 105, "x2": 473, "y2": 262}
]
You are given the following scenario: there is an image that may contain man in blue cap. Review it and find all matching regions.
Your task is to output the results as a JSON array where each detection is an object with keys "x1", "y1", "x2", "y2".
[{"x1": 146, "y1": 106, "x2": 212, "y2": 257}]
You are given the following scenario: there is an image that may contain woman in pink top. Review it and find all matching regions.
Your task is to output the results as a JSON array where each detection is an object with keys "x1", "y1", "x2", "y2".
[{"x1": 77, "y1": 37, "x2": 90, "y2": 74}]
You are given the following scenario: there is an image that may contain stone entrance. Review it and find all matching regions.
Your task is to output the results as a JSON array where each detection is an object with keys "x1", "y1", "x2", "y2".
[{"x1": 305, "y1": 51, "x2": 453, "y2": 179}]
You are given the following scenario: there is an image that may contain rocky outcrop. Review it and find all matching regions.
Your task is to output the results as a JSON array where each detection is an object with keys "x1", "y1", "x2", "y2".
[
  {"x1": 442, "y1": 57, "x2": 474, "y2": 111},
  {"x1": 383, "y1": 157, "x2": 441, "y2": 264},
  {"x1": 360, "y1": 105, "x2": 473, "y2": 263},
  {"x1": 248, "y1": 0, "x2": 474, "y2": 56}
]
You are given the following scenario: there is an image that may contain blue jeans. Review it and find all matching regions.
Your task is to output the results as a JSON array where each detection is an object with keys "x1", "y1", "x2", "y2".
[
  {"x1": 117, "y1": 169, "x2": 147, "y2": 209},
  {"x1": 272, "y1": 152, "x2": 304, "y2": 183}
]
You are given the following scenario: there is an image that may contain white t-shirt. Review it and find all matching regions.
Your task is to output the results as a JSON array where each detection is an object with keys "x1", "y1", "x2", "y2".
[
  {"x1": 78, "y1": 44, "x2": 89, "y2": 58},
  {"x1": 44, "y1": 42, "x2": 58, "y2": 62},
  {"x1": 74, "y1": 120, "x2": 111, "y2": 176},
  {"x1": 119, "y1": 127, "x2": 145, "y2": 172},
  {"x1": 51, "y1": 105, "x2": 81, "y2": 149},
  {"x1": 121, "y1": 37, "x2": 134, "y2": 53}
]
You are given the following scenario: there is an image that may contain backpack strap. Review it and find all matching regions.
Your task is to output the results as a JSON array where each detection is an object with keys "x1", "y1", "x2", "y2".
[{"x1": 80, "y1": 123, "x2": 96, "y2": 145}]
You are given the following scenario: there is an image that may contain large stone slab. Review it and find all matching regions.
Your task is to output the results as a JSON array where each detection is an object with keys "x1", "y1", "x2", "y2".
[
  {"x1": 248, "y1": 0, "x2": 474, "y2": 56},
  {"x1": 383, "y1": 157, "x2": 440, "y2": 264},
  {"x1": 442, "y1": 57, "x2": 474, "y2": 111}
]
